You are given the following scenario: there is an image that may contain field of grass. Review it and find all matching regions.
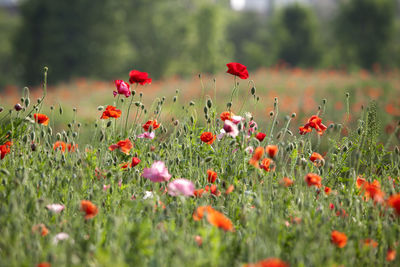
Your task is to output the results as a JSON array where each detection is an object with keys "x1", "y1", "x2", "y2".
[{"x1": 0, "y1": 66, "x2": 399, "y2": 266}]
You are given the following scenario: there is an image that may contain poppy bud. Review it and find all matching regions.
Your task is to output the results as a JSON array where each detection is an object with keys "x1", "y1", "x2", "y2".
[
  {"x1": 285, "y1": 115, "x2": 290, "y2": 121},
  {"x1": 190, "y1": 101, "x2": 195, "y2": 106},
  {"x1": 77, "y1": 123, "x2": 81, "y2": 128},
  {"x1": 68, "y1": 123, "x2": 72, "y2": 128},
  {"x1": 97, "y1": 106, "x2": 104, "y2": 111},
  {"x1": 0, "y1": 169, "x2": 10, "y2": 176},
  {"x1": 14, "y1": 103, "x2": 23, "y2": 111},
  {"x1": 291, "y1": 113, "x2": 296, "y2": 118},
  {"x1": 59, "y1": 106, "x2": 63, "y2": 115},
  {"x1": 251, "y1": 87, "x2": 256, "y2": 95},
  {"x1": 41, "y1": 129, "x2": 45, "y2": 138},
  {"x1": 30, "y1": 131, "x2": 35, "y2": 140},
  {"x1": 346, "y1": 92, "x2": 350, "y2": 98},
  {"x1": 107, "y1": 121, "x2": 112, "y2": 127},
  {"x1": 322, "y1": 99, "x2": 327, "y2": 104},
  {"x1": 72, "y1": 132, "x2": 78, "y2": 138},
  {"x1": 24, "y1": 98, "x2": 30, "y2": 107},
  {"x1": 342, "y1": 145, "x2": 348, "y2": 152},
  {"x1": 139, "y1": 92, "x2": 143, "y2": 98},
  {"x1": 56, "y1": 133, "x2": 62, "y2": 140},
  {"x1": 37, "y1": 98, "x2": 41, "y2": 104},
  {"x1": 22, "y1": 135, "x2": 28, "y2": 143},
  {"x1": 94, "y1": 123, "x2": 98, "y2": 128},
  {"x1": 227, "y1": 102, "x2": 232, "y2": 108},
  {"x1": 176, "y1": 89, "x2": 179, "y2": 94},
  {"x1": 269, "y1": 111, "x2": 274, "y2": 117},
  {"x1": 205, "y1": 157, "x2": 212, "y2": 162},
  {"x1": 31, "y1": 142, "x2": 37, "y2": 151},
  {"x1": 0, "y1": 106, "x2": 3, "y2": 112},
  {"x1": 395, "y1": 146, "x2": 399, "y2": 155},
  {"x1": 120, "y1": 98, "x2": 124, "y2": 103},
  {"x1": 204, "y1": 106, "x2": 208, "y2": 114},
  {"x1": 73, "y1": 108, "x2": 77, "y2": 112},
  {"x1": 256, "y1": 96, "x2": 260, "y2": 101},
  {"x1": 207, "y1": 99, "x2": 212, "y2": 108},
  {"x1": 173, "y1": 96, "x2": 177, "y2": 102}
]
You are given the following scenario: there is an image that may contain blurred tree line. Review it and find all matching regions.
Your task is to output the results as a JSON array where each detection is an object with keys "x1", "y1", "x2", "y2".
[{"x1": 0, "y1": 0, "x2": 399, "y2": 87}]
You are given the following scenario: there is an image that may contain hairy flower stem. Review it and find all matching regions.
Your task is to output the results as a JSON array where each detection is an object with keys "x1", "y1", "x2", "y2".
[{"x1": 124, "y1": 84, "x2": 138, "y2": 135}]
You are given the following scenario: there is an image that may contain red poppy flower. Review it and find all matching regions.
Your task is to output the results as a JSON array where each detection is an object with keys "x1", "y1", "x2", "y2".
[
  {"x1": 331, "y1": 230, "x2": 347, "y2": 248},
  {"x1": 324, "y1": 186, "x2": 332, "y2": 195},
  {"x1": 299, "y1": 115, "x2": 327, "y2": 136},
  {"x1": 220, "y1": 111, "x2": 232, "y2": 121},
  {"x1": 80, "y1": 200, "x2": 98, "y2": 220},
  {"x1": 205, "y1": 184, "x2": 221, "y2": 196},
  {"x1": 194, "y1": 188, "x2": 205, "y2": 197},
  {"x1": 225, "y1": 185, "x2": 235, "y2": 195},
  {"x1": 356, "y1": 176, "x2": 366, "y2": 188},
  {"x1": 388, "y1": 194, "x2": 400, "y2": 215},
  {"x1": 0, "y1": 141, "x2": 12, "y2": 160},
  {"x1": 101, "y1": 105, "x2": 121, "y2": 119},
  {"x1": 310, "y1": 152, "x2": 324, "y2": 166},
  {"x1": 34, "y1": 113, "x2": 49, "y2": 126},
  {"x1": 193, "y1": 206, "x2": 234, "y2": 232},
  {"x1": 256, "y1": 132, "x2": 266, "y2": 142},
  {"x1": 129, "y1": 70, "x2": 152, "y2": 85},
  {"x1": 207, "y1": 169, "x2": 217, "y2": 183},
  {"x1": 359, "y1": 180, "x2": 384, "y2": 204},
  {"x1": 200, "y1": 132, "x2": 216, "y2": 145},
  {"x1": 53, "y1": 141, "x2": 67, "y2": 152},
  {"x1": 131, "y1": 157, "x2": 141, "y2": 167},
  {"x1": 113, "y1": 80, "x2": 131, "y2": 97},
  {"x1": 244, "y1": 258, "x2": 289, "y2": 267},
  {"x1": 280, "y1": 177, "x2": 294, "y2": 187},
  {"x1": 386, "y1": 249, "x2": 396, "y2": 261},
  {"x1": 108, "y1": 139, "x2": 133, "y2": 155},
  {"x1": 249, "y1": 147, "x2": 264, "y2": 168},
  {"x1": 363, "y1": 238, "x2": 378, "y2": 248},
  {"x1": 226, "y1": 62, "x2": 249, "y2": 79},
  {"x1": 37, "y1": 263, "x2": 51, "y2": 267},
  {"x1": 265, "y1": 145, "x2": 278, "y2": 158},
  {"x1": 142, "y1": 120, "x2": 160, "y2": 131},
  {"x1": 67, "y1": 143, "x2": 78, "y2": 152},
  {"x1": 260, "y1": 158, "x2": 273, "y2": 172},
  {"x1": 305, "y1": 173, "x2": 322, "y2": 188}
]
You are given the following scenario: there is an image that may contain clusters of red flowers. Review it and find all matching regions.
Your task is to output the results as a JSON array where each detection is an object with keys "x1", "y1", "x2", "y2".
[
  {"x1": 193, "y1": 206, "x2": 234, "y2": 232},
  {"x1": 53, "y1": 141, "x2": 78, "y2": 152},
  {"x1": 249, "y1": 146, "x2": 278, "y2": 171},
  {"x1": 121, "y1": 157, "x2": 141, "y2": 169},
  {"x1": 101, "y1": 105, "x2": 122, "y2": 119},
  {"x1": 34, "y1": 113, "x2": 49, "y2": 126},
  {"x1": 305, "y1": 173, "x2": 322, "y2": 188},
  {"x1": 299, "y1": 115, "x2": 327, "y2": 135},
  {"x1": 356, "y1": 177, "x2": 385, "y2": 204},
  {"x1": 0, "y1": 141, "x2": 12, "y2": 160}
]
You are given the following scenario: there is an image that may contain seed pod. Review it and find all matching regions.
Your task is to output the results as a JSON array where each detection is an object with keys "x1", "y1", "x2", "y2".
[
  {"x1": 24, "y1": 98, "x2": 30, "y2": 108},
  {"x1": 207, "y1": 99, "x2": 212, "y2": 108}
]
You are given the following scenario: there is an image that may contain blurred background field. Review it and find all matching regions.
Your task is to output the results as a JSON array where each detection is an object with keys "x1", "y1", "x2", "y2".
[{"x1": 0, "y1": 0, "x2": 399, "y2": 142}]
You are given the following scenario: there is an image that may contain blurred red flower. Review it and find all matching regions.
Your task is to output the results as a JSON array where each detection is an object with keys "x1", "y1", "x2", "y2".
[
  {"x1": 388, "y1": 194, "x2": 400, "y2": 215},
  {"x1": 243, "y1": 258, "x2": 289, "y2": 267},
  {"x1": 226, "y1": 62, "x2": 249, "y2": 79},
  {"x1": 256, "y1": 132, "x2": 266, "y2": 142},
  {"x1": 265, "y1": 145, "x2": 278, "y2": 158},
  {"x1": 80, "y1": 200, "x2": 98, "y2": 220},
  {"x1": 207, "y1": 169, "x2": 217, "y2": 183},
  {"x1": 34, "y1": 113, "x2": 49, "y2": 126},
  {"x1": 305, "y1": 173, "x2": 322, "y2": 188},
  {"x1": 220, "y1": 111, "x2": 232, "y2": 121},
  {"x1": 331, "y1": 230, "x2": 347, "y2": 248},
  {"x1": 101, "y1": 105, "x2": 121, "y2": 119},
  {"x1": 0, "y1": 141, "x2": 12, "y2": 160},
  {"x1": 129, "y1": 70, "x2": 152, "y2": 85}
]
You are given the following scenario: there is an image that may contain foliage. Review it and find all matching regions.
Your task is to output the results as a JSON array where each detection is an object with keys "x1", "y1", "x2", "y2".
[{"x1": 335, "y1": 0, "x2": 396, "y2": 69}]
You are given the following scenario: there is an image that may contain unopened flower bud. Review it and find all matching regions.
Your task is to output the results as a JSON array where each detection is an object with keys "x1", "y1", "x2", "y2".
[{"x1": 14, "y1": 103, "x2": 23, "y2": 111}]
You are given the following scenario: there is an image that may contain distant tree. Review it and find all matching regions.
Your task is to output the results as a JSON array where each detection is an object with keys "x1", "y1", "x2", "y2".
[
  {"x1": 335, "y1": 0, "x2": 396, "y2": 69},
  {"x1": 271, "y1": 4, "x2": 322, "y2": 67},
  {"x1": 13, "y1": 0, "x2": 132, "y2": 86}
]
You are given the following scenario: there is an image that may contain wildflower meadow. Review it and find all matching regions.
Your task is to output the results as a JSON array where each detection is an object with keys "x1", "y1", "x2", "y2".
[{"x1": 0, "y1": 63, "x2": 400, "y2": 267}]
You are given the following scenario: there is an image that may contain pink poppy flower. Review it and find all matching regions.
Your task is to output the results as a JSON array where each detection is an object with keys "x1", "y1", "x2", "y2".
[
  {"x1": 137, "y1": 132, "x2": 155, "y2": 139},
  {"x1": 218, "y1": 120, "x2": 239, "y2": 139},
  {"x1": 46, "y1": 204, "x2": 65, "y2": 213},
  {"x1": 142, "y1": 161, "x2": 172, "y2": 182},
  {"x1": 53, "y1": 232, "x2": 70, "y2": 244},
  {"x1": 167, "y1": 179, "x2": 195, "y2": 196},
  {"x1": 231, "y1": 115, "x2": 244, "y2": 125},
  {"x1": 113, "y1": 80, "x2": 131, "y2": 97},
  {"x1": 103, "y1": 184, "x2": 110, "y2": 191}
]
